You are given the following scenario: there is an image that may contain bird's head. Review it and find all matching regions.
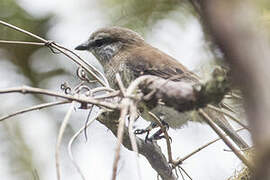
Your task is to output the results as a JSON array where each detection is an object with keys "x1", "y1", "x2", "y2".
[{"x1": 75, "y1": 27, "x2": 144, "y2": 64}]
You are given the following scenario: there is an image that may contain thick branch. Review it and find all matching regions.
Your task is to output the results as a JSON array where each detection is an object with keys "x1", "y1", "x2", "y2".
[
  {"x1": 139, "y1": 67, "x2": 229, "y2": 112},
  {"x1": 98, "y1": 111, "x2": 176, "y2": 180}
]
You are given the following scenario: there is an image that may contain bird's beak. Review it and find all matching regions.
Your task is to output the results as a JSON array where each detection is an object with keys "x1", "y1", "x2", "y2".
[{"x1": 75, "y1": 40, "x2": 92, "y2": 50}]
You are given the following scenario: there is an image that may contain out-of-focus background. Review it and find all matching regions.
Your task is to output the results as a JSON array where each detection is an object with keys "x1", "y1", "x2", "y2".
[{"x1": 0, "y1": 0, "x2": 269, "y2": 179}]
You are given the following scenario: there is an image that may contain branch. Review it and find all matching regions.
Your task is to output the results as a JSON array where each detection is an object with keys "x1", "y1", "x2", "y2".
[
  {"x1": 56, "y1": 102, "x2": 75, "y2": 180},
  {"x1": 139, "y1": 67, "x2": 229, "y2": 112},
  {"x1": 98, "y1": 111, "x2": 176, "y2": 180},
  {"x1": 0, "y1": 100, "x2": 70, "y2": 121},
  {"x1": 0, "y1": 86, "x2": 118, "y2": 109},
  {"x1": 0, "y1": 20, "x2": 108, "y2": 87},
  {"x1": 68, "y1": 110, "x2": 104, "y2": 180},
  {"x1": 176, "y1": 127, "x2": 246, "y2": 164},
  {"x1": 198, "y1": 109, "x2": 253, "y2": 169}
]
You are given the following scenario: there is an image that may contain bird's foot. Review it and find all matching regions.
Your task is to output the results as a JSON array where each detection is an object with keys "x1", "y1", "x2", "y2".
[
  {"x1": 134, "y1": 121, "x2": 171, "y2": 143},
  {"x1": 134, "y1": 122, "x2": 158, "y2": 135},
  {"x1": 134, "y1": 128, "x2": 152, "y2": 143},
  {"x1": 148, "y1": 129, "x2": 172, "y2": 142},
  {"x1": 134, "y1": 122, "x2": 158, "y2": 142},
  {"x1": 161, "y1": 120, "x2": 169, "y2": 130},
  {"x1": 134, "y1": 129, "x2": 148, "y2": 135}
]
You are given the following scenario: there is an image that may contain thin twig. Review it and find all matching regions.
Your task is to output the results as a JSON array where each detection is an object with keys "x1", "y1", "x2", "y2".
[
  {"x1": 52, "y1": 43, "x2": 108, "y2": 87},
  {"x1": 0, "y1": 100, "x2": 70, "y2": 121},
  {"x1": 83, "y1": 107, "x2": 94, "y2": 141},
  {"x1": 128, "y1": 102, "x2": 142, "y2": 180},
  {"x1": 112, "y1": 102, "x2": 129, "y2": 180},
  {"x1": 178, "y1": 167, "x2": 185, "y2": 180},
  {"x1": 116, "y1": 73, "x2": 126, "y2": 96},
  {"x1": 128, "y1": 104, "x2": 138, "y2": 153},
  {"x1": 53, "y1": 43, "x2": 110, "y2": 86},
  {"x1": 178, "y1": 166, "x2": 193, "y2": 180},
  {"x1": 56, "y1": 101, "x2": 75, "y2": 180},
  {"x1": 148, "y1": 111, "x2": 173, "y2": 164},
  {"x1": 0, "y1": 20, "x2": 47, "y2": 42},
  {"x1": 0, "y1": 40, "x2": 45, "y2": 46},
  {"x1": 223, "y1": 146, "x2": 253, "y2": 152},
  {"x1": 0, "y1": 20, "x2": 108, "y2": 87},
  {"x1": 175, "y1": 127, "x2": 246, "y2": 165},
  {"x1": 112, "y1": 75, "x2": 150, "y2": 180},
  {"x1": 50, "y1": 44, "x2": 108, "y2": 87},
  {"x1": 91, "y1": 87, "x2": 115, "y2": 94},
  {"x1": 174, "y1": 168, "x2": 179, "y2": 180},
  {"x1": 94, "y1": 91, "x2": 120, "y2": 99},
  {"x1": 220, "y1": 102, "x2": 237, "y2": 114},
  {"x1": 0, "y1": 86, "x2": 118, "y2": 109},
  {"x1": 68, "y1": 110, "x2": 104, "y2": 180},
  {"x1": 198, "y1": 109, "x2": 254, "y2": 170},
  {"x1": 231, "y1": 92, "x2": 243, "y2": 100}
]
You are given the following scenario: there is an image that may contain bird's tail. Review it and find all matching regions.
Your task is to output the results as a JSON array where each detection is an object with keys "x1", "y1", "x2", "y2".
[{"x1": 204, "y1": 106, "x2": 249, "y2": 149}]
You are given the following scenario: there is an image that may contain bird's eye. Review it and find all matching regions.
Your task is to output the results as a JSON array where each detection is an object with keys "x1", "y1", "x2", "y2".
[{"x1": 95, "y1": 39, "x2": 106, "y2": 47}]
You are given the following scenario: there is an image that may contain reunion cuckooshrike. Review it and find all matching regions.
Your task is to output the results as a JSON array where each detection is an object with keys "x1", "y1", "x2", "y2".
[{"x1": 75, "y1": 27, "x2": 248, "y2": 148}]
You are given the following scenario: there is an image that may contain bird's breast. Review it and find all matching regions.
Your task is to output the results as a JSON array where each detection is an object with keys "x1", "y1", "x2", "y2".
[{"x1": 103, "y1": 58, "x2": 136, "y2": 89}]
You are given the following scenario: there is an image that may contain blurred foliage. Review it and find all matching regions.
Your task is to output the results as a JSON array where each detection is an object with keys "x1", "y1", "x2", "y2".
[
  {"x1": 258, "y1": 0, "x2": 270, "y2": 32},
  {"x1": 0, "y1": 1, "x2": 53, "y2": 179},
  {"x1": 0, "y1": 0, "x2": 50, "y2": 86},
  {"x1": 99, "y1": 0, "x2": 193, "y2": 34},
  {"x1": 1, "y1": 122, "x2": 36, "y2": 180},
  {"x1": 98, "y1": 0, "x2": 227, "y2": 69}
]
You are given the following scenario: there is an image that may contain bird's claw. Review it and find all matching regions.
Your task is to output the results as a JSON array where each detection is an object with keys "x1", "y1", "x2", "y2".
[
  {"x1": 149, "y1": 129, "x2": 173, "y2": 142},
  {"x1": 134, "y1": 121, "x2": 171, "y2": 143},
  {"x1": 134, "y1": 129, "x2": 148, "y2": 135},
  {"x1": 134, "y1": 129, "x2": 152, "y2": 143}
]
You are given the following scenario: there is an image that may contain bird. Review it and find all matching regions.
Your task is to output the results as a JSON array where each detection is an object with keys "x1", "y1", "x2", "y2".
[{"x1": 75, "y1": 27, "x2": 248, "y2": 148}]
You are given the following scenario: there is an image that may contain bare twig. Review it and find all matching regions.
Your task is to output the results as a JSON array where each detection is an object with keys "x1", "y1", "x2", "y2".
[
  {"x1": 112, "y1": 76, "x2": 150, "y2": 180},
  {"x1": 0, "y1": 40, "x2": 45, "y2": 46},
  {"x1": 178, "y1": 166, "x2": 193, "y2": 180},
  {"x1": 178, "y1": 167, "x2": 185, "y2": 180},
  {"x1": 0, "y1": 20, "x2": 108, "y2": 87},
  {"x1": 175, "y1": 127, "x2": 246, "y2": 165},
  {"x1": 128, "y1": 104, "x2": 139, "y2": 154},
  {"x1": 0, "y1": 86, "x2": 118, "y2": 109},
  {"x1": 53, "y1": 43, "x2": 110, "y2": 87},
  {"x1": 91, "y1": 87, "x2": 115, "y2": 94},
  {"x1": 56, "y1": 101, "x2": 75, "y2": 180},
  {"x1": 83, "y1": 107, "x2": 94, "y2": 141},
  {"x1": 0, "y1": 20, "x2": 47, "y2": 42},
  {"x1": 231, "y1": 93, "x2": 242, "y2": 100},
  {"x1": 52, "y1": 43, "x2": 108, "y2": 87},
  {"x1": 198, "y1": 109, "x2": 254, "y2": 170},
  {"x1": 0, "y1": 100, "x2": 70, "y2": 121},
  {"x1": 116, "y1": 73, "x2": 126, "y2": 96},
  {"x1": 112, "y1": 101, "x2": 129, "y2": 180},
  {"x1": 223, "y1": 146, "x2": 253, "y2": 152},
  {"x1": 128, "y1": 103, "x2": 142, "y2": 180},
  {"x1": 94, "y1": 90, "x2": 120, "y2": 99},
  {"x1": 68, "y1": 110, "x2": 104, "y2": 180},
  {"x1": 220, "y1": 102, "x2": 237, "y2": 114},
  {"x1": 148, "y1": 111, "x2": 174, "y2": 164}
]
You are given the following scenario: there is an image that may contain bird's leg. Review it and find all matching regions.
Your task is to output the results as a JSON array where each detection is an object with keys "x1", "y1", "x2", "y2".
[
  {"x1": 134, "y1": 122, "x2": 158, "y2": 134},
  {"x1": 148, "y1": 120, "x2": 172, "y2": 142},
  {"x1": 134, "y1": 122, "x2": 159, "y2": 142}
]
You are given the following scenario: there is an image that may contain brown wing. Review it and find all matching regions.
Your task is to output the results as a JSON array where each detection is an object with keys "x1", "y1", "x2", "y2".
[{"x1": 126, "y1": 44, "x2": 198, "y2": 81}]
